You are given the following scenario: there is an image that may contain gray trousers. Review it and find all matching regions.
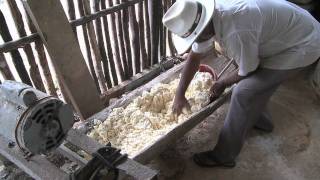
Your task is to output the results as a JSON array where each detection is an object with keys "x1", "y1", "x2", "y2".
[{"x1": 212, "y1": 67, "x2": 308, "y2": 162}]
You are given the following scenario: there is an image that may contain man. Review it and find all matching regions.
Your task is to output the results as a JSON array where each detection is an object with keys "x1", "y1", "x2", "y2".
[{"x1": 162, "y1": 0, "x2": 320, "y2": 168}]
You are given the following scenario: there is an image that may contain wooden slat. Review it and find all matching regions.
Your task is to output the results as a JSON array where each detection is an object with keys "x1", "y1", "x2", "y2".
[
  {"x1": 26, "y1": 15, "x2": 58, "y2": 96},
  {"x1": 162, "y1": 0, "x2": 167, "y2": 58},
  {"x1": 70, "y1": 0, "x2": 143, "y2": 27},
  {"x1": 0, "y1": 9, "x2": 32, "y2": 85},
  {"x1": 23, "y1": 0, "x2": 104, "y2": 118},
  {"x1": 128, "y1": 1, "x2": 141, "y2": 74},
  {"x1": 7, "y1": 0, "x2": 45, "y2": 92},
  {"x1": 0, "y1": 33, "x2": 39, "y2": 53},
  {"x1": 120, "y1": 1, "x2": 133, "y2": 77},
  {"x1": 83, "y1": 0, "x2": 108, "y2": 93},
  {"x1": 0, "y1": 53, "x2": 14, "y2": 80},
  {"x1": 0, "y1": 134, "x2": 67, "y2": 180},
  {"x1": 159, "y1": 0, "x2": 164, "y2": 59},
  {"x1": 144, "y1": 0, "x2": 151, "y2": 67},
  {"x1": 101, "y1": 0, "x2": 119, "y2": 85},
  {"x1": 93, "y1": 0, "x2": 113, "y2": 88},
  {"x1": 138, "y1": 2, "x2": 148, "y2": 69},
  {"x1": 114, "y1": 0, "x2": 130, "y2": 79},
  {"x1": 150, "y1": 0, "x2": 160, "y2": 65},
  {"x1": 106, "y1": 0, "x2": 125, "y2": 81},
  {"x1": 77, "y1": 0, "x2": 101, "y2": 92}
]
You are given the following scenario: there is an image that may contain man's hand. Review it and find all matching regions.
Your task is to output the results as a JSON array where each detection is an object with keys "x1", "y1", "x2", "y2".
[
  {"x1": 209, "y1": 81, "x2": 226, "y2": 102},
  {"x1": 172, "y1": 95, "x2": 191, "y2": 115}
]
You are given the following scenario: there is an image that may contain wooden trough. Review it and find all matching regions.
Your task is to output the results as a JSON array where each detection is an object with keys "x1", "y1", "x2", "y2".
[{"x1": 80, "y1": 55, "x2": 237, "y2": 164}]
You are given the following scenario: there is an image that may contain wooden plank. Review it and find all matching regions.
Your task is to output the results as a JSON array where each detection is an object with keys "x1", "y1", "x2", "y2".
[
  {"x1": 7, "y1": 0, "x2": 45, "y2": 92},
  {"x1": 83, "y1": 0, "x2": 108, "y2": 93},
  {"x1": 56, "y1": 143, "x2": 87, "y2": 166},
  {"x1": 23, "y1": 0, "x2": 104, "y2": 119},
  {"x1": 101, "y1": 0, "x2": 119, "y2": 85},
  {"x1": 66, "y1": 129, "x2": 158, "y2": 179},
  {"x1": 0, "y1": 53, "x2": 14, "y2": 80},
  {"x1": 0, "y1": 134, "x2": 67, "y2": 180},
  {"x1": 101, "y1": 59, "x2": 176, "y2": 104},
  {"x1": 70, "y1": 0, "x2": 143, "y2": 27},
  {"x1": 0, "y1": 33, "x2": 39, "y2": 53},
  {"x1": 93, "y1": 0, "x2": 112, "y2": 88},
  {"x1": 0, "y1": 9, "x2": 32, "y2": 85}
]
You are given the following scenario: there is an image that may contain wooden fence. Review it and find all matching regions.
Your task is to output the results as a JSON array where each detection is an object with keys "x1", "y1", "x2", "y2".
[{"x1": 0, "y1": 0, "x2": 177, "y2": 108}]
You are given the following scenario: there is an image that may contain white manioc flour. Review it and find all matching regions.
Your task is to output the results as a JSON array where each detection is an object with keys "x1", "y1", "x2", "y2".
[{"x1": 88, "y1": 72, "x2": 214, "y2": 157}]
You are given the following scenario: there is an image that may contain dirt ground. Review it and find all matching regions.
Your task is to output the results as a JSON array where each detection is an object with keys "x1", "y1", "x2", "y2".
[{"x1": 148, "y1": 72, "x2": 320, "y2": 180}]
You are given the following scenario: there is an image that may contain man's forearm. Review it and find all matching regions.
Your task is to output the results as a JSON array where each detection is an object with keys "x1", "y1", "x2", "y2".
[
  {"x1": 220, "y1": 70, "x2": 245, "y2": 87},
  {"x1": 176, "y1": 52, "x2": 201, "y2": 97}
]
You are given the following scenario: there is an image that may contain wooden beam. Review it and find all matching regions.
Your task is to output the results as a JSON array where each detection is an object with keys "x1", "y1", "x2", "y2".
[
  {"x1": 0, "y1": 33, "x2": 39, "y2": 53},
  {"x1": 70, "y1": 0, "x2": 143, "y2": 27},
  {"x1": 23, "y1": 0, "x2": 104, "y2": 119}
]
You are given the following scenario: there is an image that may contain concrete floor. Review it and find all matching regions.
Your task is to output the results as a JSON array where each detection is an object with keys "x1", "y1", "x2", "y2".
[{"x1": 149, "y1": 72, "x2": 320, "y2": 180}]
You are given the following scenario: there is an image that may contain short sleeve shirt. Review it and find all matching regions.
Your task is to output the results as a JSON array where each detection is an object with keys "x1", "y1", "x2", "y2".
[{"x1": 192, "y1": 0, "x2": 320, "y2": 76}]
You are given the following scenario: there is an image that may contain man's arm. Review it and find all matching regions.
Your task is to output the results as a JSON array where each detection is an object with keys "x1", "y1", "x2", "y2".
[
  {"x1": 173, "y1": 51, "x2": 202, "y2": 115},
  {"x1": 220, "y1": 70, "x2": 245, "y2": 87}
]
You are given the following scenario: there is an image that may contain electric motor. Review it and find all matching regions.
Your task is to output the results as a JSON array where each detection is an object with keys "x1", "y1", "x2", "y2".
[{"x1": 0, "y1": 81, "x2": 74, "y2": 155}]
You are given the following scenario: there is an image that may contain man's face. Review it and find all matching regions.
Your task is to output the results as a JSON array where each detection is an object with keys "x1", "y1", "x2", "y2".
[{"x1": 196, "y1": 21, "x2": 215, "y2": 43}]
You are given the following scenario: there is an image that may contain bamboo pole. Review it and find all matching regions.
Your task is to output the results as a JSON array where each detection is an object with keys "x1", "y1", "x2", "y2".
[
  {"x1": 101, "y1": 0, "x2": 119, "y2": 85},
  {"x1": 114, "y1": 0, "x2": 130, "y2": 79},
  {"x1": 149, "y1": 0, "x2": 160, "y2": 65},
  {"x1": 93, "y1": 0, "x2": 112, "y2": 88},
  {"x1": 143, "y1": 0, "x2": 151, "y2": 67},
  {"x1": 82, "y1": 0, "x2": 108, "y2": 93},
  {"x1": 127, "y1": 1, "x2": 141, "y2": 73},
  {"x1": 26, "y1": 15, "x2": 58, "y2": 96},
  {"x1": 120, "y1": 0, "x2": 133, "y2": 77},
  {"x1": 77, "y1": 0, "x2": 101, "y2": 92},
  {"x1": 105, "y1": 0, "x2": 126, "y2": 81},
  {"x1": 0, "y1": 9, "x2": 32, "y2": 85},
  {"x1": 137, "y1": 2, "x2": 147, "y2": 69},
  {"x1": 0, "y1": 53, "x2": 14, "y2": 80},
  {"x1": 7, "y1": 0, "x2": 45, "y2": 91}
]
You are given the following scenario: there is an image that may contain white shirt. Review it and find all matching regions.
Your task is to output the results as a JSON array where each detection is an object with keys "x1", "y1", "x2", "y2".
[{"x1": 192, "y1": 0, "x2": 320, "y2": 76}]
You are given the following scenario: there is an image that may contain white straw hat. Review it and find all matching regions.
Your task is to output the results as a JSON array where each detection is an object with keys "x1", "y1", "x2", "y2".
[{"x1": 163, "y1": 0, "x2": 215, "y2": 54}]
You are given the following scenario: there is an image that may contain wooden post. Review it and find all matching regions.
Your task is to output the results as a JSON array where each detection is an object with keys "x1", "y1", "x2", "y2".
[
  {"x1": 0, "y1": 53, "x2": 14, "y2": 80},
  {"x1": 101, "y1": 0, "x2": 119, "y2": 85},
  {"x1": 128, "y1": 1, "x2": 141, "y2": 74},
  {"x1": 83, "y1": 0, "x2": 108, "y2": 93},
  {"x1": 120, "y1": 0, "x2": 133, "y2": 77},
  {"x1": 159, "y1": 0, "x2": 164, "y2": 59},
  {"x1": 144, "y1": 0, "x2": 151, "y2": 67},
  {"x1": 138, "y1": 2, "x2": 148, "y2": 69},
  {"x1": 162, "y1": 0, "x2": 167, "y2": 58},
  {"x1": 23, "y1": 0, "x2": 104, "y2": 119},
  {"x1": 93, "y1": 0, "x2": 112, "y2": 88},
  {"x1": 114, "y1": 0, "x2": 130, "y2": 79},
  {"x1": 149, "y1": 0, "x2": 160, "y2": 65},
  {"x1": 67, "y1": 0, "x2": 78, "y2": 37},
  {"x1": 7, "y1": 0, "x2": 45, "y2": 92},
  {"x1": 0, "y1": 9, "x2": 32, "y2": 86},
  {"x1": 26, "y1": 14, "x2": 58, "y2": 96}
]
